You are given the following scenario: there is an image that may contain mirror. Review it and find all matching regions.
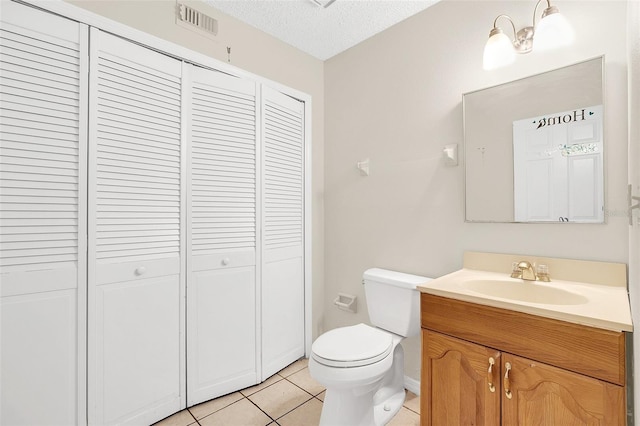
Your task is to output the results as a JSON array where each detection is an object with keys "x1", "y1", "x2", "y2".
[{"x1": 463, "y1": 56, "x2": 604, "y2": 223}]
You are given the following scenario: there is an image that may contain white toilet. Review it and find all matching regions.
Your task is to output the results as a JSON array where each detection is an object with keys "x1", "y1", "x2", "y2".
[{"x1": 308, "y1": 268, "x2": 431, "y2": 426}]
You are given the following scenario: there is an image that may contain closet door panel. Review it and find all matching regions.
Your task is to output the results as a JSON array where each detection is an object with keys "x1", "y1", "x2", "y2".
[
  {"x1": 261, "y1": 87, "x2": 305, "y2": 379},
  {"x1": 188, "y1": 266, "x2": 256, "y2": 404},
  {"x1": 1, "y1": 290, "x2": 77, "y2": 425},
  {"x1": 88, "y1": 29, "x2": 184, "y2": 426},
  {"x1": 186, "y1": 65, "x2": 258, "y2": 405},
  {"x1": 97, "y1": 275, "x2": 180, "y2": 423},
  {"x1": 0, "y1": 2, "x2": 87, "y2": 424}
]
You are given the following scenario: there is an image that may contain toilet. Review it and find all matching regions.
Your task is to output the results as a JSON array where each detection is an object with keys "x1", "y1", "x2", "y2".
[{"x1": 308, "y1": 268, "x2": 431, "y2": 426}]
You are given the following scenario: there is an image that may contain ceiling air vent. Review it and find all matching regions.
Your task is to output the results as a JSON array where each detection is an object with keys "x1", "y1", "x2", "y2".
[{"x1": 177, "y1": 3, "x2": 218, "y2": 38}]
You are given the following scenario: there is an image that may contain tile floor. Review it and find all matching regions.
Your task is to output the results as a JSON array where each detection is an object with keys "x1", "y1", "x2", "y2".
[{"x1": 154, "y1": 358, "x2": 421, "y2": 426}]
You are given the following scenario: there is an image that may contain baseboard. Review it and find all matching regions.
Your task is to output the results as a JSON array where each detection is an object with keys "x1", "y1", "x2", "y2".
[{"x1": 404, "y1": 375, "x2": 420, "y2": 395}]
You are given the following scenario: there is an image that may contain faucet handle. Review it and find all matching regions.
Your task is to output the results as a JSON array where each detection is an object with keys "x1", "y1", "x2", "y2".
[
  {"x1": 510, "y1": 262, "x2": 522, "y2": 278},
  {"x1": 536, "y1": 264, "x2": 551, "y2": 282}
]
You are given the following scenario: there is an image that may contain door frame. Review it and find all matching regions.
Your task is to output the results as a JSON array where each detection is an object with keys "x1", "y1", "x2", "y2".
[{"x1": 627, "y1": 1, "x2": 640, "y2": 423}]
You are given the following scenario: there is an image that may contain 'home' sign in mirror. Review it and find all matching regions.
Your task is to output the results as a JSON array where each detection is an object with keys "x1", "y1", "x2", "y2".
[{"x1": 463, "y1": 57, "x2": 604, "y2": 223}]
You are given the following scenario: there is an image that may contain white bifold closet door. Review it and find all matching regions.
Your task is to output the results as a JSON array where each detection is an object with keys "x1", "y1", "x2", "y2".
[
  {"x1": 185, "y1": 64, "x2": 259, "y2": 405},
  {"x1": 87, "y1": 29, "x2": 185, "y2": 425},
  {"x1": 0, "y1": 2, "x2": 88, "y2": 425},
  {"x1": 261, "y1": 87, "x2": 305, "y2": 379}
]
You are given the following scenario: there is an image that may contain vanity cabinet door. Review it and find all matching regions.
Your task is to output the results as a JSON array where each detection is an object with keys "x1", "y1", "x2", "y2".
[
  {"x1": 422, "y1": 330, "x2": 500, "y2": 426},
  {"x1": 501, "y1": 353, "x2": 625, "y2": 426}
]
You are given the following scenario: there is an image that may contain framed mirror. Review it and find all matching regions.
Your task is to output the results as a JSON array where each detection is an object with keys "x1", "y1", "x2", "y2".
[{"x1": 463, "y1": 56, "x2": 604, "y2": 223}]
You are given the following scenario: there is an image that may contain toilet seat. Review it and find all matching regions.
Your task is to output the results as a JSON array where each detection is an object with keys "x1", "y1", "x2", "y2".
[{"x1": 311, "y1": 323, "x2": 393, "y2": 368}]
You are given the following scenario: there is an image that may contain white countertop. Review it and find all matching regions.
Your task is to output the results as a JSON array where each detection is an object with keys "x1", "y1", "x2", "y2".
[{"x1": 418, "y1": 268, "x2": 633, "y2": 332}]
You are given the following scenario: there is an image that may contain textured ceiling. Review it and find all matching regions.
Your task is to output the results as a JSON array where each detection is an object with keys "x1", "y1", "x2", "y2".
[{"x1": 204, "y1": 0, "x2": 440, "y2": 60}]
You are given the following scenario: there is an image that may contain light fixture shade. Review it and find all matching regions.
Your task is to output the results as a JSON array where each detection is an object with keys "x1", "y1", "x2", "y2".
[
  {"x1": 483, "y1": 29, "x2": 515, "y2": 70},
  {"x1": 534, "y1": 7, "x2": 574, "y2": 50}
]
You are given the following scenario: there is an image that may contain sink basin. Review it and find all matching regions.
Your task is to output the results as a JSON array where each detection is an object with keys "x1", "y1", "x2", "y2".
[{"x1": 460, "y1": 279, "x2": 589, "y2": 305}]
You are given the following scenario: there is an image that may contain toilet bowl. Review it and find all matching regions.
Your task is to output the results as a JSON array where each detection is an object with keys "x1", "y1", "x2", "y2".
[{"x1": 309, "y1": 268, "x2": 431, "y2": 426}]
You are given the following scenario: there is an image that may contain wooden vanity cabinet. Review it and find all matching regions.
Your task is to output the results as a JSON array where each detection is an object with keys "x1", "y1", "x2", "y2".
[{"x1": 421, "y1": 294, "x2": 627, "y2": 426}]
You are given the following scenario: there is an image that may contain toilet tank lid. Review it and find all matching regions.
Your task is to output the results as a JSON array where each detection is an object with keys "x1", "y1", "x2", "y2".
[{"x1": 363, "y1": 268, "x2": 432, "y2": 289}]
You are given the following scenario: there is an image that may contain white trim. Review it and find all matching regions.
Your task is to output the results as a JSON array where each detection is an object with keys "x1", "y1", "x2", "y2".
[
  {"x1": 179, "y1": 60, "x2": 190, "y2": 411},
  {"x1": 304, "y1": 101, "x2": 313, "y2": 357},
  {"x1": 76, "y1": 21, "x2": 89, "y2": 426},
  {"x1": 403, "y1": 375, "x2": 420, "y2": 396},
  {"x1": 627, "y1": 1, "x2": 640, "y2": 423},
  {"x1": 86, "y1": 25, "x2": 100, "y2": 426},
  {"x1": 255, "y1": 82, "x2": 264, "y2": 384}
]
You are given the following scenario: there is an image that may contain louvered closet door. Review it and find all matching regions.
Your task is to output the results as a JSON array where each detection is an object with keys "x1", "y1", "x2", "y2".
[
  {"x1": 261, "y1": 86, "x2": 305, "y2": 379},
  {"x1": 186, "y1": 64, "x2": 258, "y2": 405},
  {"x1": 0, "y1": 2, "x2": 87, "y2": 425},
  {"x1": 88, "y1": 29, "x2": 184, "y2": 426}
]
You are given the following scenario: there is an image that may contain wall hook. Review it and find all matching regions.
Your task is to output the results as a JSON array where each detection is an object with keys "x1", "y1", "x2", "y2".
[{"x1": 357, "y1": 158, "x2": 370, "y2": 176}]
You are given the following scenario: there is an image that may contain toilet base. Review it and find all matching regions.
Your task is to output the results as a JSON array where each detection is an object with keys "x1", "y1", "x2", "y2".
[
  {"x1": 373, "y1": 388, "x2": 406, "y2": 425},
  {"x1": 319, "y1": 386, "x2": 406, "y2": 426},
  {"x1": 316, "y1": 342, "x2": 407, "y2": 426}
]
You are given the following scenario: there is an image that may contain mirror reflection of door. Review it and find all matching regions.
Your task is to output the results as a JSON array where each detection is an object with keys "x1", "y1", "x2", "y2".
[{"x1": 513, "y1": 105, "x2": 603, "y2": 223}]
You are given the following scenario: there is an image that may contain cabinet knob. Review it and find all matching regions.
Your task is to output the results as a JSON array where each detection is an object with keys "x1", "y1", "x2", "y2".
[
  {"x1": 221, "y1": 257, "x2": 230, "y2": 266},
  {"x1": 487, "y1": 357, "x2": 496, "y2": 393},
  {"x1": 135, "y1": 266, "x2": 146, "y2": 276},
  {"x1": 504, "y1": 362, "x2": 512, "y2": 399}
]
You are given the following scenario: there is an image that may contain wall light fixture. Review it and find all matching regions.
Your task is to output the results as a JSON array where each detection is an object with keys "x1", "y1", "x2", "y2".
[{"x1": 483, "y1": 0, "x2": 574, "y2": 70}]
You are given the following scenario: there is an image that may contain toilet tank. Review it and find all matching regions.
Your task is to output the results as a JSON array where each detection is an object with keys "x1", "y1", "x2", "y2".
[{"x1": 363, "y1": 268, "x2": 432, "y2": 338}]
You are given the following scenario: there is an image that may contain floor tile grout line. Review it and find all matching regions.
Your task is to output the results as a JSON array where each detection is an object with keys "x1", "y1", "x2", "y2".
[
  {"x1": 244, "y1": 372, "x2": 316, "y2": 421},
  {"x1": 277, "y1": 360, "x2": 308, "y2": 378},
  {"x1": 283, "y1": 375, "x2": 323, "y2": 398},
  {"x1": 244, "y1": 393, "x2": 279, "y2": 423},
  {"x1": 272, "y1": 394, "x2": 315, "y2": 423},
  {"x1": 405, "y1": 406, "x2": 420, "y2": 415},
  {"x1": 403, "y1": 405, "x2": 420, "y2": 415},
  {"x1": 241, "y1": 375, "x2": 285, "y2": 399},
  {"x1": 185, "y1": 409, "x2": 197, "y2": 423},
  {"x1": 195, "y1": 397, "x2": 257, "y2": 424},
  {"x1": 168, "y1": 361, "x2": 337, "y2": 426},
  {"x1": 165, "y1": 388, "x2": 417, "y2": 425},
  {"x1": 268, "y1": 372, "x2": 317, "y2": 421}
]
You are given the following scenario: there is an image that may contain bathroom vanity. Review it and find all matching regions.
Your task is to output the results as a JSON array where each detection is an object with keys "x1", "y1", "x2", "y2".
[{"x1": 418, "y1": 252, "x2": 633, "y2": 425}]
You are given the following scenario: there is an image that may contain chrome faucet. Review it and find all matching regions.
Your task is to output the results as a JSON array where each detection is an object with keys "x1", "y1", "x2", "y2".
[{"x1": 511, "y1": 261, "x2": 537, "y2": 281}]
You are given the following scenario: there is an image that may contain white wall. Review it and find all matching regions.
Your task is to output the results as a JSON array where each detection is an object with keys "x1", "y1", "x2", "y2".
[
  {"x1": 66, "y1": 0, "x2": 327, "y2": 339},
  {"x1": 324, "y1": 0, "x2": 629, "y2": 382}
]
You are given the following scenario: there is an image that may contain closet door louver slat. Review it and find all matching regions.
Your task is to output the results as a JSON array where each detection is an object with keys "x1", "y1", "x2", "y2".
[
  {"x1": 0, "y1": 27, "x2": 81, "y2": 273},
  {"x1": 94, "y1": 48, "x2": 181, "y2": 264},
  {"x1": 190, "y1": 70, "x2": 256, "y2": 255},
  {"x1": 263, "y1": 97, "x2": 304, "y2": 251},
  {"x1": 261, "y1": 86, "x2": 305, "y2": 380}
]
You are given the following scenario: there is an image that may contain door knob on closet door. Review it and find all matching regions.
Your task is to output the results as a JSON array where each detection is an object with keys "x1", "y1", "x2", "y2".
[
  {"x1": 221, "y1": 257, "x2": 230, "y2": 266},
  {"x1": 135, "y1": 266, "x2": 146, "y2": 276}
]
